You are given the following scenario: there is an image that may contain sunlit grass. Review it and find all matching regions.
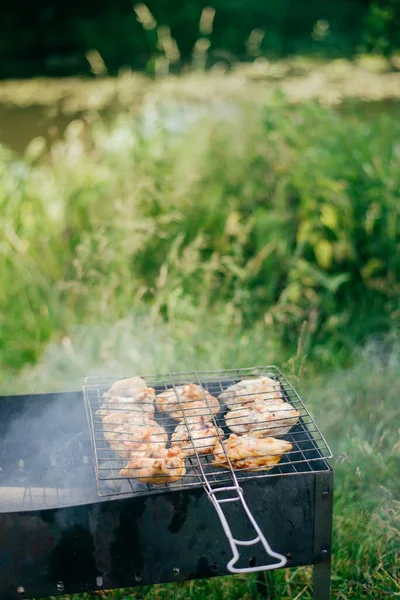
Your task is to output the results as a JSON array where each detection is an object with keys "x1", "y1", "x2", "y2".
[{"x1": 1, "y1": 55, "x2": 400, "y2": 110}]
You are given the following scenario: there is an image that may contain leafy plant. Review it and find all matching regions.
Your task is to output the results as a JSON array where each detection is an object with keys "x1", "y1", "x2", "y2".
[{"x1": 1, "y1": 95, "x2": 399, "y2": 373}]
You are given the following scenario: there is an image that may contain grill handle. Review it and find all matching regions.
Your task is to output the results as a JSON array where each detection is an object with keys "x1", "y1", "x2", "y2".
[{"x1": 208, "y1": 486, "x2": 287, "y2": 573}]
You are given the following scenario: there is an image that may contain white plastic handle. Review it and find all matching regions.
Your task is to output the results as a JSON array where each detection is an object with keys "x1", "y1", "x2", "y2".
[{"x1": 208, "y1": 487, "x2": 287, "y2": 573}]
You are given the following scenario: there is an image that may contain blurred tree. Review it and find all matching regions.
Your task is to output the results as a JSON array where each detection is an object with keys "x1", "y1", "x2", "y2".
[
  {"x1": 361, "y1": 0, "x2": 400, "y2": 58},
  {"x1": 0, "y1": 0, "x2": 398, "y2": 78}
]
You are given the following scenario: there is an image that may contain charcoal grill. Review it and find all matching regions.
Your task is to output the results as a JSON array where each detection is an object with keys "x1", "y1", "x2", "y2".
[{"x1": 0, "y1": 366, "x2": 333, "y2": 600}]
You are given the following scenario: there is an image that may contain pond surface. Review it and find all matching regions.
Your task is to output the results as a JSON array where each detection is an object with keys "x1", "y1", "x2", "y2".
[
  {"x1": 1, "y1": 67, "x2": 400, "y2": 155},
  {"x1": 0, "y1": 104, "x2": 88, "y2": 154},
  {"x1": 0, "y1": 96, "x2": 242, "y2": 154}
]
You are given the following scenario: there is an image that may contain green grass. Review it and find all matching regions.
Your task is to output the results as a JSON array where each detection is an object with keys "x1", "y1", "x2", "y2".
[{"x1": 0, "y1": 71, "x2": 399, "y2": 598}]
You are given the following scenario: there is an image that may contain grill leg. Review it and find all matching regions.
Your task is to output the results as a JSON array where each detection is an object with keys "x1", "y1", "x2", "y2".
[
  {"x1": 312, "y1": 562, "x2": 331, "y2": 600},
  {"x1": 313, "y1": 471, "x2": 333, "y2": 600},
  {"x1": 256, "y1": 570, "x2": 275, "y2": 598}
]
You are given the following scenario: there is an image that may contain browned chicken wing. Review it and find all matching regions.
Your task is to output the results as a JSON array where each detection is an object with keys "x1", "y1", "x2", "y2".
[
  {"x1": 98, "y1": 388, "x2": 156, "y2": 419},
  {"x1": 225, "y1": 400, "x2": 300, "y2": 436},
  {"x1": 212, "y1": 433, "x2": 292, "y2": 471},
  {"x1": 156, "y1": 383, "x2": 220, "y2": 421},
  {"x1": 103, "y1": 376, "x2": 148, "y2": 398},
  {"x1": 219, "y1": 376, "x2": 283, "y2": 409},
  {"x1": 171, "y1": 416, "x2": 224, "y2": 457},
  {"x1": 120, "y1": 446, "x2": 186, "y2": 484},
  {"x1": 102, "y1": 412, "x2": 167, "y2": 459}
]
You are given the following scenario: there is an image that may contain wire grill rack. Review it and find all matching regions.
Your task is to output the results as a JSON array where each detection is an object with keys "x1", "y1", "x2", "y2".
[{"x1": 83, "y1": 366, "x2": 332, "y2": 499}]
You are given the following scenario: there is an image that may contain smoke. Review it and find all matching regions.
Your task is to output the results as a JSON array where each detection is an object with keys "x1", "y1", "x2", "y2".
[
  {"x1": 0, "y1": 388, "x2": 101, "y2": 511},
  {"x1": 0, "y1": 310, "x2": 282, "y2": 510},
  {"x1": 0, "y1": 310, "x2": 280, "y2": 395},
  {"x1": 0, "y1": 311, "x2": 398, "y2": 513}
]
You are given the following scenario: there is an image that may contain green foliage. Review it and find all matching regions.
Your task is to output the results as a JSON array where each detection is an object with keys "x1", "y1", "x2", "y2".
[
  {"x1": 362, "y1": 0, "x2": 400, "y2": 56},
  {"x1": 0, "y1": 96, "x2": 399, "y2": 374}
]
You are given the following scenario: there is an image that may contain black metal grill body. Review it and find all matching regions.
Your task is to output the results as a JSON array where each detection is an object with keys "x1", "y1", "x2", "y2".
[{"x1": 0, "y1": 391, "x2": 333, "y2": 600}]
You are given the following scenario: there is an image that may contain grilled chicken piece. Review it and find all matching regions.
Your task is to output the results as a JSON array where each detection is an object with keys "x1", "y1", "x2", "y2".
[
  {"x1": 102, "y1": 411, "x2": 153, "y2": 428},
  {"x1": 212, "y1": 433, "x2": 292, "y2": 471},
  {"x1": 102, "y1": 412, "x2": 167, "y2": 459},
  {"x1": 120, "y1": 446, "x2": 186, "y2": 484},
  {"x1": 225, "y1": 400, "x2": 300, "y2": 436},
  {"x1": 171, "y1": 416, "x2": 225, "y2": 458},
  {"x1": 98, "y1": 388, "x2": 156, "y2": 419},
  {"x1": 104, "y1": 376, "x2": 148, "y2": 398},
  {"x1": 156, "y1": 383, "x2": 220, "y2": 421},
  {"x1": 219, "y1": 376, "x2": 283, "y2": 409},
  {"x1": 99, "y1": 376, "x2": 155, "y2": 418}
]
